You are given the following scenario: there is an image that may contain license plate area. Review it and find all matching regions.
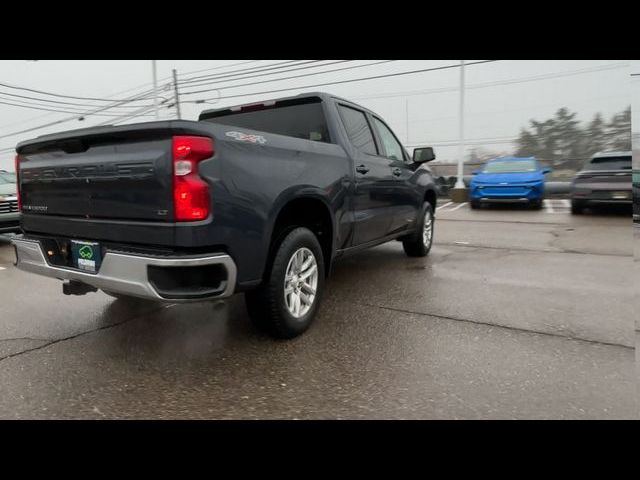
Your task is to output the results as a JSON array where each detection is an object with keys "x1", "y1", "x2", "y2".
[{"x1": 70, "y1": 240, "x2": 102, "y2": 273}]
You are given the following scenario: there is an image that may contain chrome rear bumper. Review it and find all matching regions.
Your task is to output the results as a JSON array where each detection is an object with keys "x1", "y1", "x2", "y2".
[{"x1": 11, "y1": 237, "x2": 237, "y2": 302}]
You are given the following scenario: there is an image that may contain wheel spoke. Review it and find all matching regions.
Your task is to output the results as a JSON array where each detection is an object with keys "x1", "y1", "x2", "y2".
[
  {"x1": 300, "y1": 256, "x2": 314, "y2": 272},
  {"x1": 296, "y1": 250, "x2": 304, "y2": 271},
  {"x1": 299, "y1": 291, "x2": 312, "y2": 306},
  {"x1": 299, "y1": 264, "x2": 317, "y2": 280},
  {"x1": 301, "y1": 282, "x2": 316, "y2": 295},
  {"x1": 294, "y1": 293, "x2": 301, "y2": 316}
]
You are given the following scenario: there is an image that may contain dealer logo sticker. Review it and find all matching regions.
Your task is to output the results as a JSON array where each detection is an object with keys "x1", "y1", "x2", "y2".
[
  {"x1": 225, "y1": 131, "x2": 267, "y2": 144},
  {"x1": 79, "y1": 245, "x2": 94, "y2": 259}
]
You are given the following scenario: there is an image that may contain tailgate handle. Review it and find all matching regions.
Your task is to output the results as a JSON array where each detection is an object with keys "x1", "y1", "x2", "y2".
[{"x1": 59, "y1": 139, "x2": 90, "y2": 153}]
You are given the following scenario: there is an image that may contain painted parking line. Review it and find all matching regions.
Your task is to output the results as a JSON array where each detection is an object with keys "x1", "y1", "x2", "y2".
[
  {"x1": 0, "y1": 266, "x2": 5, "y2": 271},
  {"x1": 437, "y1": 199, "x2": 572, "y2": 214},
  {"x1": 448, "y1": 202, "x2": 467, "y2": 212}
]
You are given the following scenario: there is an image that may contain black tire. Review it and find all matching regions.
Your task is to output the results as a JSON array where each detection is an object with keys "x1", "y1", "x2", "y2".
[
  {"x1": 470, "y1": 199, "x2": 481, "y2": 209},
  {"x1": 530, "y1": 198, "x2": 543, "y2": 210},
  {"x1": 402, "y1": 202, "x2": 434, "y2": 257},
  {"x1": 571, "y1": 200, "x2": 585, "y2": 215},
  {"x1": 245, "y1": 227, "x2": 325, "y2": 339}
]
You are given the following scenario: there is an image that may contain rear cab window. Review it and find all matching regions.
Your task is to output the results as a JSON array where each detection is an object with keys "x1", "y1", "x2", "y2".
[{"x1": 199, "y1": 97, "x2": 331, "y2": 143}]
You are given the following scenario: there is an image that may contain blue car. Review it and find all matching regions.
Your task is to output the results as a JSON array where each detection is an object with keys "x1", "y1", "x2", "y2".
[{"x1": 469, "y1": 156, "x2": 551, "y2": 209}]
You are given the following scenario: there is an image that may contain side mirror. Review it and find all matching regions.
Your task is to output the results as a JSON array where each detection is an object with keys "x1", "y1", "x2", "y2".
[
  {"x1": 542, "y1": 167, "x2": 552, "y2": 174},
  {"x1": 413, "y1": 146, "x2": 435, "y2": 164}
]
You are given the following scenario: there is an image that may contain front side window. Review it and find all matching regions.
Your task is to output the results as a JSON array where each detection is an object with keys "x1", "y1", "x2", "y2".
[
  {"x1": 372, "y1": 117, "x2": 404, "y2": 161},
  {"x1": 337, "y1": 105, "x2": 378, "y2": 155}
]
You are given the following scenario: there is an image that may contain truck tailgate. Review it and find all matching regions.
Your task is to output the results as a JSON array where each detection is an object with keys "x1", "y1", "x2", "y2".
[{"x1": 18, "y1": 131, "x2": 174, "y2": 222}]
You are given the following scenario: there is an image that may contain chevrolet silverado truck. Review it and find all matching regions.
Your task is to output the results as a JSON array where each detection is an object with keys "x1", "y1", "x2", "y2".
[{"x1": 11, "y1": 92, "x2": 438, "y2": 338}]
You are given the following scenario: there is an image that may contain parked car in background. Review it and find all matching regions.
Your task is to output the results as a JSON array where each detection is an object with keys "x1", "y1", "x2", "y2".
[
  {"x1": 633, "y1": 169, "x2": 639, "y2": 223},
  {"x1": 570, "y1": 151, "x2": 632, "y2": 215},
  {"x1": 0, "y1": 170, "x2": 20, "y2": 234},
  {"x1": 469, "y1": 156, "x2": 551, "y2": 209}
]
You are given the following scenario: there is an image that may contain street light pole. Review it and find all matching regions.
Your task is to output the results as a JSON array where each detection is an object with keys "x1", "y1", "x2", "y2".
[
  {"x1": 152, "y1": 60, "x2": 159, "y2": 120},
  {"x1": 454, "y1": 59, "x2": 466, "y2": 190}
]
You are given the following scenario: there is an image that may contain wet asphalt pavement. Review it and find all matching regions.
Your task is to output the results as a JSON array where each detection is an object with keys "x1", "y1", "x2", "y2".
[{"x1": 0, "y1": 204, "x2": 636, "y2": 419}]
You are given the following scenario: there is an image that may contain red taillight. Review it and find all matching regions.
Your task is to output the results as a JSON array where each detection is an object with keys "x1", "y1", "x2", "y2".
[
  {"x1": 14, "y1": 154, "x2": 21, "y2": 211},
  {"x1": 172, "y1": 136, "x2": 213, "y2": 221}
]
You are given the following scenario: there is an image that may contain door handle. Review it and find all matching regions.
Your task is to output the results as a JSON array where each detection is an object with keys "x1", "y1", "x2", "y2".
[
  {"x1": 392, "y1": 168, "x2": 402, "y2": 176},
  {"x1": 356, "y1": 165, "x2": 370, "y2": 174}
]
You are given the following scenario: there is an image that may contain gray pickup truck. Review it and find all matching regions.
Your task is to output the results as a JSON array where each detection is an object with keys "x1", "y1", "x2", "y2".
[{"x1": 12, "y1": 92, "x2": 438, "y2": 338}]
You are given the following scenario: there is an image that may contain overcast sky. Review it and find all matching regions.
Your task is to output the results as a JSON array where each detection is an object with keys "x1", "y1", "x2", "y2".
[{"x1": 0, "y1": 59, "x2": 632, "y2": 171}]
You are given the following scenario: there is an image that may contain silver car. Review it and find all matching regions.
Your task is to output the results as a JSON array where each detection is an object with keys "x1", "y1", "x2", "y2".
[{"x1": 0, "y1": 170, "x2": 20, "y2": 234}]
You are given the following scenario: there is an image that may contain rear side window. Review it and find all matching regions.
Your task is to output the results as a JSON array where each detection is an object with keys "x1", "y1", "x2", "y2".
[
  {"x1": 201, "y1": 99, "x2": 331, "y2": 143},
  {"x1": 337, "y1": 105, "x2": 378, "y2": 155},
  {"x1": 588, "y1": 156, "x2": 631, "y2": 170}
]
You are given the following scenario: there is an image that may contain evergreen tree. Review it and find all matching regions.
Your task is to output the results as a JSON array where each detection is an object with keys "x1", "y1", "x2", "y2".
[
  {"x1": 583, "y1": 113, "x2": 607, "y2": 157},
  {"x1": 551, "y1": 107, "x2": 582, "y2": 161},
  {"x1": 606, "y1": 106, "x2": 631, "y2": 151}
]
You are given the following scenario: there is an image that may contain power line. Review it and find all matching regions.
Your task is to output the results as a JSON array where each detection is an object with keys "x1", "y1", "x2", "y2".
[
  {"x1": 178, "y1": 60, "x2": 319, "y2": 86},
  {"x1": 0, "y1": 78, "x2": 167, "y2": 103},
  {"x1": 0, "y1": 97, "x2": 159, "y2": 116},
  {"x1": 0, "y1": 61, "x2": 310, "y2": 135},
  {"x1": 179, "y1": 60, "x2": 395, "y2": 96},
  {"x1": 0, "y1": 75, "x2": 173, "y2": 131},
  {"x1": 96, "y1": 104, "x2": 160, "y2": 126},
  {"x1": 176, "y1": 60, "x2": 263, "y2": 78},
  {"x1": 0, "y1": 88, "x2": 161, "y2": 109},
  {"x1": 352, "y1": 62, "x2": 629, "y2": 101},
  {"x1": 178, "y1": 60, "x2": 348, "y2": 91},
  {"x1": 186, "y1": 60, "x2": 499, "y2": 103},
  {"x1": 0, "y1": 86, "x2": 168, "y2": 141}
]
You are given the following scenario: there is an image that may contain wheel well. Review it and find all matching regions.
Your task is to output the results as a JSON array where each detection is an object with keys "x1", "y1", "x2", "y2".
[
  {"x1": 268, "y1": 197, "x2": 333, "y2": 277},
  {"x1": 425, "y1": 189, "x2": 436, "y2": 210}
]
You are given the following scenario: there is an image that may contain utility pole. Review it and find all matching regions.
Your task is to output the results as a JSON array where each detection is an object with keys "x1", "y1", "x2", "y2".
[
  {"x1": 172, "y1": 69, "x2": 182, "y2": 120},
  {"x1": 450, "y1": 60, "x2": 467, "y2": 202},
  {"x1": 405, "y1": 99, "x2": 409, "y2": 144},
  {"x1": 152, "y1": 60, "x2": 159, "y2": 119}
]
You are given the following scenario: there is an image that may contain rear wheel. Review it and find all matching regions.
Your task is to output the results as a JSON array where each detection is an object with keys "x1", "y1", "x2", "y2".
[
  {"x1": 571, "y1": 200, "x2": 585, "y2": 215},
  {"x1": 530, "y1": 198, "x2": 543, "y2": 210},
  {"x1": 402, "y1": 202, "x2": 434, "y2": 257},
  {"x1": 245, "y1": 227, "x2": 325, "y2": 339},
  {"x1": 470, "y1": 199, "x2": 481, "y2": 209}
]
